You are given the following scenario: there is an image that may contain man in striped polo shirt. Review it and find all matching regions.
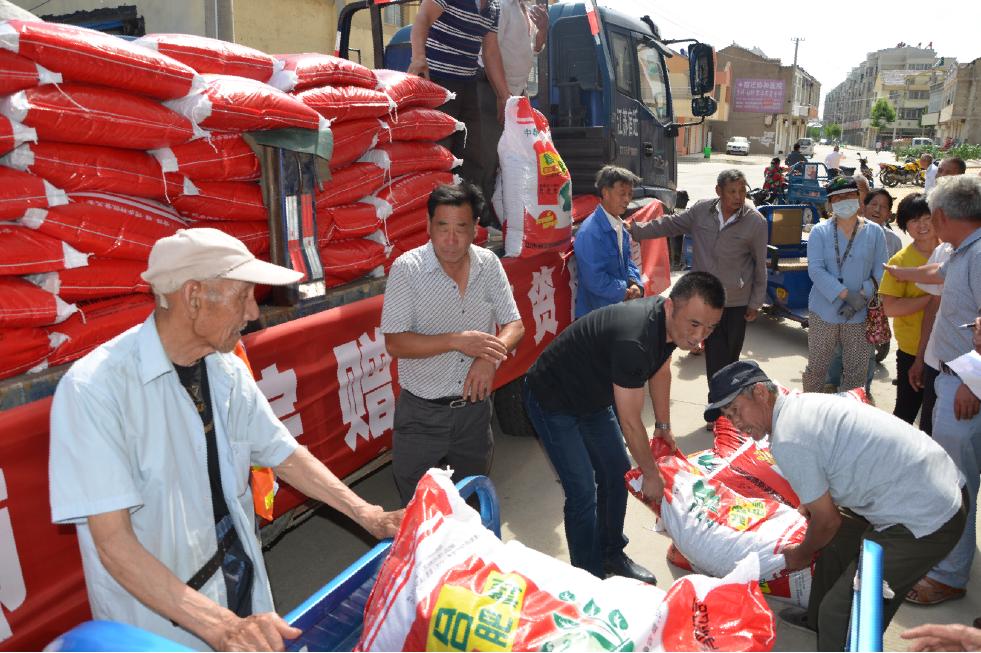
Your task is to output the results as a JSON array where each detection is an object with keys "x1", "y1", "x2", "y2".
[
  {"x1": 382, "y1": 182, "x2": 524, "y2": 505},
  {"x1": 408, "y1": 0, "x2": 510, "y2": 201}
]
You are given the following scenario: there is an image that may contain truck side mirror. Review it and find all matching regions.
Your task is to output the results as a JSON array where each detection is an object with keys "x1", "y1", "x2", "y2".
[
  {"x1": 691, "y1": 95, "x2": 717, "y2": 118},
  {"x1": 688, "y1": 43, "x2": 715, "y2": 97}
]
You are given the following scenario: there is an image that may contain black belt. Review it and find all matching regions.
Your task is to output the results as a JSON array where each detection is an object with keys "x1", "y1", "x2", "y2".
[
  {"x1": 186, "y1": 525, "x2": 237, "y2": 591},
  {"x1": 407, "y1": 390, "x2": 483, "y2": 408},
  {"x1": 940, "y1": 362, "x2": 960, "y2": 377}
]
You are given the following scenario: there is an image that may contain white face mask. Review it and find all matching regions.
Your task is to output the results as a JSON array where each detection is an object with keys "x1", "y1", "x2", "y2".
[{"x1": 833, "y1": 198, "x2": 860, "y2": 218}]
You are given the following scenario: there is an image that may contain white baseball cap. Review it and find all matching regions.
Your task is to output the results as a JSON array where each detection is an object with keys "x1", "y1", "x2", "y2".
[{"x1": 142, "y1": 228, "x2": 303, "y2": 291}]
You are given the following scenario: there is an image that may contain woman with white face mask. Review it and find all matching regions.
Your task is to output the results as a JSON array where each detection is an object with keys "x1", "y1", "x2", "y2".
[{"x1": 802, "y1": 177, "x2": 889, "y2": 393}]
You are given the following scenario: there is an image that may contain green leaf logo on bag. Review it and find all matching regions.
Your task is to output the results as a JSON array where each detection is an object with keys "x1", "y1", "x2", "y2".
[{"x1": 690, "y1": 480, "x2": 721, "y2": 518}]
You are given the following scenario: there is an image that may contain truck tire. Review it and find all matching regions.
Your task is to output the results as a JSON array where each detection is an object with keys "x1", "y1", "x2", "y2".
[{"x1": 493, "y1": 376, "x2": 538, "y2": 438}]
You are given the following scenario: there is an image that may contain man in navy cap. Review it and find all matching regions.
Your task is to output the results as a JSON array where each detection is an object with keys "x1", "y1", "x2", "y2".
[{"x1": 704, "y1": 360, "x2": 966, "y2": 650}]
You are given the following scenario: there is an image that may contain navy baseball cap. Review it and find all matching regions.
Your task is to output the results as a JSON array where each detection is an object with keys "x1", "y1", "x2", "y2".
[{"x1": 704, "y1": 360, "x2": 772, "y2": 422}]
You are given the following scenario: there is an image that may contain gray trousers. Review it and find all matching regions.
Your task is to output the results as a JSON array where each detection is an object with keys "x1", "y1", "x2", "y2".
[
  {"x1": 802, "y1": 313, "x2": 873, "y2": 393},
  {"x1": 392, "y1": 390, "x2": 494, "y2": 506},
  {"x1": 809, "y1": 494, "x2": 966, "y2": 651}
]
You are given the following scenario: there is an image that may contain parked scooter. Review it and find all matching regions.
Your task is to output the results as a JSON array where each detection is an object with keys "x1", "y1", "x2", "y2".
[{"x1": 878, "y1": 159, "x2": 924, "y2": 187}]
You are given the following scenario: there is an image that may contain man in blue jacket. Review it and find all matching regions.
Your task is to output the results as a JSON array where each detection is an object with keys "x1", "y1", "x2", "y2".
[{"x1": 574, "y1": 166, "x2": 645, "y2": 318}]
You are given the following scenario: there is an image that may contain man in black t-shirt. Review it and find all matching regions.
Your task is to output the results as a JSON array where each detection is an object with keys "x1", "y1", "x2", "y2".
[{"x1": 524, "y1": 272, "x2": 725, "y2": 583}]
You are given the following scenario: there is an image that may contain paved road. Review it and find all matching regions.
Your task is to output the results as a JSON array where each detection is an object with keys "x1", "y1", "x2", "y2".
[{"x1": 263, "y1": 148, "x2": 980, "y2": 651}]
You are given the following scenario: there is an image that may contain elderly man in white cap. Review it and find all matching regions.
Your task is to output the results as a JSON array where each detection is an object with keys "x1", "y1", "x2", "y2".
[{"x1": 48, "y1": 229, "x2": 403, "y2": 652}]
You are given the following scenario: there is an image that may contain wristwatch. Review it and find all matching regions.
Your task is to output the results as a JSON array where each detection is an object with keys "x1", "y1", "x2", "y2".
[{"x1": 654, "y1": 422, "x2": 671, "y2": 431}]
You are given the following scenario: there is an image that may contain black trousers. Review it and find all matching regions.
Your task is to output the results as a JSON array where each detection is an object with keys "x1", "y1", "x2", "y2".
[
  {"x1": 705, "y1": 305, "x2": 748, "y2": 381},
  {"x1": 430, "y1": 75, "x2": 483, "y2": 191},
  {"x1": 920, "y1": 363, "x2": 939, "y2": 436},
  {"x1": 808, "y1": 493, "x2": 966, "y2": 651},
  {"x1": 894, "y1": 349, "x2": 924, "y2": 425}
]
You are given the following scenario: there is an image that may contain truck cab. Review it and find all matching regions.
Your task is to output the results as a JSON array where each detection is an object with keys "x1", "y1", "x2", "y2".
[{"x1": 336, "y1": 0, "x2": 716, "y2": 210}]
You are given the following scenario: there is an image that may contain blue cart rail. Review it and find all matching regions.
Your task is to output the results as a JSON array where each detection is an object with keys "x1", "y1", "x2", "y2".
[{"x1": 47, "y1": 476, "x2": 500, "y2": 653}]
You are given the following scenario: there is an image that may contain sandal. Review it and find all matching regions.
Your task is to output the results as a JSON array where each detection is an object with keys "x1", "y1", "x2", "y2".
[{"x1": 905, "y1": 576, "x2": 966, "y2": 605}]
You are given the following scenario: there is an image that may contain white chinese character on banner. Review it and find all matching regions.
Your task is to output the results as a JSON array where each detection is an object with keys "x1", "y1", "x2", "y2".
[
  {"x1": 334, "y1": 328, "x2": 395, "y2": 451},
  {"x1": 528, "y1": 265, "x2": 559, "y2": 345},
  {"x1": 0, "y1": 469, "x2": 27, "y2": 642},
  {"x1": 256, "y1": 364, "x2": 304, "y2": 439}
]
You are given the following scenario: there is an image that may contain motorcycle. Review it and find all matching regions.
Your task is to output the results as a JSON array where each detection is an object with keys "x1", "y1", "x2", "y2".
[
  {"x1": 878, "y1": 160, "x2": 924, "y2": 187},
  {"x1": 749, "y1": 185, "x2": 786, "y2": 207}
]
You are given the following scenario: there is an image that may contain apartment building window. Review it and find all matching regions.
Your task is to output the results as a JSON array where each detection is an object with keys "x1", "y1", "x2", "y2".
[
  {"x1": 908, "y1": 90, "x2": 929, "y2": 99},
  {"x1": 382, "y1": 4, "x2": 404, "y2": 26},
  {"x1": 899, "y1": 107, "x2": 923, "y2": 121}
]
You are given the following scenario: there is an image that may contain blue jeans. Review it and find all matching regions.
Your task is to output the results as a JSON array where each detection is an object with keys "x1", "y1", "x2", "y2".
[
  {"x1": 825, "y1": 343, "x2": 875, "y2": 392},
  {"x1": 523, "y1": 380, "x2": 629, "y2": 578},
  {"x1": 927, "y1": 372, "x2": 981, "y2": 588}
]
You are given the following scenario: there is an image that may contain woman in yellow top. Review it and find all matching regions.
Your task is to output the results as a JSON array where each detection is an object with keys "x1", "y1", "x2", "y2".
[{"x1": 878, "y1": 193, "x2": 939, "y2": 425}]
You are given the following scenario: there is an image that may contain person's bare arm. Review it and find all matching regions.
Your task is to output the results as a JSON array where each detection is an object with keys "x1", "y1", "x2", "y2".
[
  {"x1": 884, "y1": 262, "x2": 943, "y2": 284},
  {"x1": 408, "y1": 0, "x2": 443, "y2": 78},
  {"x1": 902, "y1": 623, "x2": 981, "y2": 652},
  {"x1": 647, "y1": 357, "x2": 675, "y2": 451},
  {"x1": 910, "y1": 295, "x2": 940, "y2": 391},
  {"x1": 880, "y1": 294, "x2": 932, "y2": 318},
  {"x1": 385, "y1": 331, "x2": 508, "y2": 363},
  {"x1": 481, "y1": 31, "x2": 510, "y2": 122},
  {"x1": 88, "y1": 510, "x2": 301, "y2": 651},
  {"x1": 462, "y1": 319, "x2": 525, "y2": 401},
  {"x1": 274, "y1": 447, "x2": 403, "y2": 539},
  {"x1": 781, "y1": 492, "x2": 841, "y2": 571},
  {"x1": 614, "y1": 383, "x2": 661, "y2": 502}
]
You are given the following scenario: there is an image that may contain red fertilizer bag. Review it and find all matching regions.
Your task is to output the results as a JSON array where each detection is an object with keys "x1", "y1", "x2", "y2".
[
  {"x1": 357, "y1": 469, "x2": 775, "y2": 652},
  {"x1": 296, "y1": 85, "x2": 395, "y2": 123},
  {"x1": 27, "y1": 257, "x2": 149, "y2": 301},
  {"x1": 68, "y1": 191, "x2": 187, "y2": 230},
  {"x1": 0, "y1": 115, "x2": 36, "y2": 157},
  {"x1": 365, "y1": 170, "x2": 458, "y2": 219},
  {"x1": 191, "y1": 220, "x2": 269, "y2": 255},
  {"x1": 0, "y1": 325, "x2": 52, "y2": 380},
  {"x1": 0, "y1": 276, "x2": 75, "y2": 327},
  {"x1": 383, "y1": 206, "x2": 428, "y2": 242},
  {"x1": 270, "y1": 52, "x2": 377, "y2": 92},
  {"x1": 0, "y1": 48, "x2": 62, "y2": 94},
  {"x1": 172, "y1": 181, "x2": 267, "y2": 222},
  {"x1": 320, "y1": 237, "x2": 386, "y2": 286},
  {"x1": 329, "y1": 118, "x2": 381, "y2": 170},
  {"x1": 48, "y1": 294, "x2": 155, "y2": 367},
  {"x1": 474, "y1": 225, "x2": 489, "y2": 246},
  {"x1": 2, "y1": 142, "x2": 191, "y2": 201},
  {"x1": 374, "y1": 69, "x2": 454, "y2": 109},
  {"x1": 315, "y1": 162, "x2": 386, "y2": 209},
  {"x1": 360, "y1": 141, "x2": 460, "y2": 178},
  {"x1": 0, "y1": 165, "x2": 67, "y2": 220},
  {"x1": 377, "y1": 108, "x2": 464, "y2": 144},
  {"x1": 165, "y1": 73, "x2": 324, "y2": 133},
  {"x1": 317, "y1": 202, "x2": 379, "y2": 243},
  {"x1": 391, "y1": 228, "x2": 431, "y2": 257},
  {"x1": 0, "y1": 84, "x2": 197, "y2": 150},
  {"x1": 0, "y1": 20, "x2": 202, "y2": 100},
  {"x1": 20, "y1": 202, "x2": 181, "y2": 261},
  {"x1": 151, "y1": 133, "x2": 260, "y2": 182},
  {"x1": 134, "y1": 33, "x2": 279, "y2": 82},
  {"x1": 0, "y1": 223, "x2": 88, "y2": 275}
]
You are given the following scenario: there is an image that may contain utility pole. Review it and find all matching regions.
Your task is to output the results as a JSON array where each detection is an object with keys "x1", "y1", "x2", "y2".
[{"x1": 789, "y1": 37, "x2": 804, "y2": 150}]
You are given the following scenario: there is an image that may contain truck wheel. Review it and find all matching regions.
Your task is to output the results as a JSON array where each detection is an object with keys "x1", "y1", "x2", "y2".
[
  {"x1": 875, "y1": 341, "x2": 890, "y2": 364},
  {"x1": 493, "y1": 377, "x2": 538, "y2": 438}
]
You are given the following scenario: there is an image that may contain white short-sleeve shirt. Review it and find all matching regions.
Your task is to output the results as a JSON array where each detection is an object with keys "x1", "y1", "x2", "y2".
[{"x1": 49, "y1": 315, "x2": 298, "y2": 649}]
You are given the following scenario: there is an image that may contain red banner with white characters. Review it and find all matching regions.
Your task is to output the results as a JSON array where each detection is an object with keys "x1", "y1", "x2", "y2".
[
  {"x1": 0, "y1": 249, "x2": 574, "y2": 650},
  {"x1": 628, "y1": 200, "x2": 672, "y2": 298},
  {"x1": 0, "y1": 398, "x2": 92, "y2": 652}
]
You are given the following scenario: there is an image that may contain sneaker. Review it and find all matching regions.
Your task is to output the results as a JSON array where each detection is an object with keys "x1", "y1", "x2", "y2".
[{"x1": 779, "y1": 607, "x2": 816, "y2": 633}]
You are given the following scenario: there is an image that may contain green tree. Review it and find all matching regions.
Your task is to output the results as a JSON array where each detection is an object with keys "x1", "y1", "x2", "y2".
[
  {"x1": 870, "y1": 99, "x2": 896, "y2": 129},
  {"x1": 825, "y1": 123, "x2": 842, "y2": 140},
  {"x1": 807, "y1": 126, "x2": 822, "y2": 140}
]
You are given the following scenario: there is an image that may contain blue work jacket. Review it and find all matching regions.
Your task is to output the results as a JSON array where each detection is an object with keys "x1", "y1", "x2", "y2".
[{"x1": 573, "y1": 205, "x2": 642, "y2": 318}]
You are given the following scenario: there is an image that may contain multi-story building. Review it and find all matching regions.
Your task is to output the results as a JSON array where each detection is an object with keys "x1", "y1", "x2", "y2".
[
  {"x1": 927, "y1": 57, "x2": 981, "y2": 146},
  {"x1": 711, "y1": 45, "x2": 820, "y2": 156},
  {"x1": 822, "y1": 45, "x2": 940, "y2": 147},
  {"x1": 666, "y1": 50, "x2": 732, "y2": 156}
]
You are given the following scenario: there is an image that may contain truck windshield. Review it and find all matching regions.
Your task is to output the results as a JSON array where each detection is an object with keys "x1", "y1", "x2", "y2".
[{"x1": 636, "y1": 42, "x2": 669, "y2": 124}]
